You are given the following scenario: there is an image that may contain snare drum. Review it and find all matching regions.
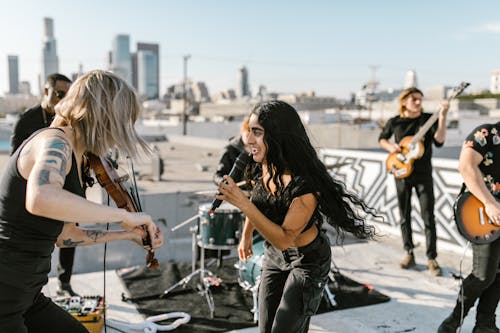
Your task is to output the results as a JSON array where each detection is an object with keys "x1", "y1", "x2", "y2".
[
  {"x1": 238, "y1": 239, "x2": 265, "y2": 289},
  {"x1": 198, "y1": 202, "x2": 244, "y2": 250}
]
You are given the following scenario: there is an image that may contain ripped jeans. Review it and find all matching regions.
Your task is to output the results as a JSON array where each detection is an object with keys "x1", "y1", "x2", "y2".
[{"x1": 258, "y1": 231, "x2": 331, "y2": 333}]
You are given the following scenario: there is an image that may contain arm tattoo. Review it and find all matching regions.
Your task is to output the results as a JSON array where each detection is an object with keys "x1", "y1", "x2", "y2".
[
  {"x1": 62, "y1": 238, "x2": 84, "y2": 247},
  {"x1": 36, "y1": 136, "x2": 71, "y2": 186},
  {"x1": 85, "y1": 230, "x2": 106, "y2": 242}
]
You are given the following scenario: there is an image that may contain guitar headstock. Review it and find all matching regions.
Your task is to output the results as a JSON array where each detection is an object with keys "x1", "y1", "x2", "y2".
[{"x1": 449, "y1": 81, "x2": 470, "y2": 100}]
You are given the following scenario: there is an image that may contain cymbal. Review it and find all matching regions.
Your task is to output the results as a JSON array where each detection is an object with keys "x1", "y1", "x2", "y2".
[
  {"x1": 194, "y1": 190, "x2": 218, "y2": 196},
  {"x1": 193, "y1": 189, "x2": 251, "y2": 197}
]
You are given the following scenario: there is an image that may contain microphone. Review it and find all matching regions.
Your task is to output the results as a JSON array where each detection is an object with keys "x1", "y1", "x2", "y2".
[{"x1": 210, "y1": 151, "x2": 252, "y2": 213}]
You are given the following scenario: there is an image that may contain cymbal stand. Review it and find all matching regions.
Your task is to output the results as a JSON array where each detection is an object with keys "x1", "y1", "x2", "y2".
[{"x1": 163, "y1": 213, "x2": 216, "y2": 318}]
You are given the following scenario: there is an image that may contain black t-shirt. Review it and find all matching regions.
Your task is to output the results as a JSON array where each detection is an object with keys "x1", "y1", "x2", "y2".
[
  {"x1": 0, "y1": 128, "x2": 85, "y2": 289},
  {"x1": 463, "y1": 122, "x2": 500, "y2": 195},
  {"x1": 10, "y1": 104, "x2": 54, "y2": 155},
  {"x1": 251, "y1": 175, "x2": 321, "y2": 233},
  {"x1": 379, "y1": 112, "x2": 443, "y2": 179}
]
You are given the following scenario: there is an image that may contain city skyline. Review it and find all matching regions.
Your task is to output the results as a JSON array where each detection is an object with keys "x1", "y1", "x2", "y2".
[{"x1": 1, "y1": 0, "x2": 500, "y2": 99}]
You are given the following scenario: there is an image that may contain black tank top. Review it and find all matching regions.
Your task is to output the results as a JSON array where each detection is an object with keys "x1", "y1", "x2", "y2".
[{"x1": 0, "y1": 128, "x2": 85, "y2": 289}]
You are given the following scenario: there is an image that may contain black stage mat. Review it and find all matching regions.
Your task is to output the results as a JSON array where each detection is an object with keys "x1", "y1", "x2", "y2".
[{"x1": 117, "y1": 258, "x2": 390, "y2": 333}]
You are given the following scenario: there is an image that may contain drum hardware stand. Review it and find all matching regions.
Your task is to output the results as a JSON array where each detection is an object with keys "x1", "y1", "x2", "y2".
[
  {"x1": 163, "y1": 213, "x2": 217, "y2": 318},
  {"x1": 235, "y1": 264, "x2": 260, "y2": 323}
]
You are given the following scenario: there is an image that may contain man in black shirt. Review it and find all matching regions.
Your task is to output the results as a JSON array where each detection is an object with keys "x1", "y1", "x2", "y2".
[
  {"x1": 438, "y1": 123, "x2": 500, "y2": 333},
  {"x1": 379, "y1": 87, "x2": 449, "y2": 276},
  {"x1": 10, "y1": 73, "x2": 76, "y2": 296}
]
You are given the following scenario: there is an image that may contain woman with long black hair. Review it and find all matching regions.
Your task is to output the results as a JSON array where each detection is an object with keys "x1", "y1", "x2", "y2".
[{"x1": 215, "y1": 100, "x2": 376, "y2": 333}]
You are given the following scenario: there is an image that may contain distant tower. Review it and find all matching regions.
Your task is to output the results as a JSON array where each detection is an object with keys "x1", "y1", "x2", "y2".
[
  {"x1": 136, "y1": 42, "x2": 160, "y2": 99},
  {"x1": 111, "y1": 34, "x2": 132, "y2": 84},
  {"x1": 239, "y1": 66, "x2": 250, "y2": 98},
  {"x1": 490, "y1": 70, "x2": 500, "y2": 94},
  {"x1": 41, "y1": 17, "x2": 59, "y2": 87},
  {"x1": 404, "y1": 70, "x2": 418, "y2": 88},
  {"x1": 8, "y1": 55, "x2": 19, "y2": 95},
  {"x1": 19, "y1": 81, "x2": 31, "y2": 95}
]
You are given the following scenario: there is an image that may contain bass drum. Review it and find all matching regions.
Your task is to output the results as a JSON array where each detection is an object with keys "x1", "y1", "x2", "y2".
[{"x1": 238, "y1": 238, "x2": 265, "y2": 289}]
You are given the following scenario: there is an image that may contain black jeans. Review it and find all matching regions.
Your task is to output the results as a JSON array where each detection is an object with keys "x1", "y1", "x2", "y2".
[
  {"x1": 451, "y1": 238, "x2": 500, "y2": 322},
  {"x1": 395, "y1": 176, "x2": 437, "y2": 259},
  {"x1": 57, "y1": 247, "x2": 75, "y2": 284},
  {"x1": 0, "y1": 281, "x2": 87, "y2": 333},
  {"x1": 258, "y1": 231, "x2": 331, "y2": 333}
]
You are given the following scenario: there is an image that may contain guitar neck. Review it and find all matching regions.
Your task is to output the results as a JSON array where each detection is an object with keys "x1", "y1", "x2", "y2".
[
  {"x1": 410, "y1": 83, "x2": 467, "y2": 144},
  {"x1": 411, "y1": 111, "x2": 441, "y2": 144}
]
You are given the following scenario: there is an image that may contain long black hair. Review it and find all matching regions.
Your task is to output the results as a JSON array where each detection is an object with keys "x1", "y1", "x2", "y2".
[{"x1": 249, "y1": 100, "x2": 377, "y2": 241}]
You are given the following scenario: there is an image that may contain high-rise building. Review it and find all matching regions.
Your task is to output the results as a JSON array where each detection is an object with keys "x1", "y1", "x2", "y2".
[
  {"x1": 111, "y1": 34, "x2": 132, "y2": 84},
  {"x1": 8, "y1": 55, "x2": 19, "y2": 95},
  {"x1": 136, "y1": 42, "x2": 159, "y2": 99},
  {"x1": 137, "y1": 50, "x2": 159, "y2": 99},
  {"x1": 41, "y1": 17, "x2": 59, "y2": 87},
  {"x1": 239, "y1": 66, "x2": 250, "y2": 98},
  {"x1": 404, "y1": 70, "x2": 418, "y2": 89}
]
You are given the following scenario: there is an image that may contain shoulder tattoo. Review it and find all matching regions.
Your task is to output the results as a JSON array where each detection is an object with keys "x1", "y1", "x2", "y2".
[{"x1": 36, "y1": 136, "x2": 72, "y2": 186}]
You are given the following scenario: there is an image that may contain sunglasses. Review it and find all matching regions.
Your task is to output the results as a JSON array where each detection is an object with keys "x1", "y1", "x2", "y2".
[{"x1": 53, "y1": 90, "x2": 66, "y2": 99}]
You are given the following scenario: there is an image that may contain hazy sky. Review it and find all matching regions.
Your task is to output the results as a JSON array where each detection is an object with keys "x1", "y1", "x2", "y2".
[{"x1": 1, "y1": 0, "x2": 500, "y2": 99}]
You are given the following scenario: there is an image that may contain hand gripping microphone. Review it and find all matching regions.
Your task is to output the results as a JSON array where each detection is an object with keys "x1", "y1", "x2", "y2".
[{"x1": 210, "y1": 151, "x2": 252, "y2": 214}]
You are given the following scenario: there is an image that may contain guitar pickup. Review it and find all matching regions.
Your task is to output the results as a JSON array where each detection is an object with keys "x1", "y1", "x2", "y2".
[{"x1": 396, "y1": 153, "x2": 407, "y2": 162}]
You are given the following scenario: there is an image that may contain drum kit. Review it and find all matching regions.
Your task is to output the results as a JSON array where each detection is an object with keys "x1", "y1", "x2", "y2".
[
  {"x1": 165, "y1": 192, "x2": 335, "y2": 322},
  {"x1": 164, "y1": 199, "x2": 252, "y2": 319}
]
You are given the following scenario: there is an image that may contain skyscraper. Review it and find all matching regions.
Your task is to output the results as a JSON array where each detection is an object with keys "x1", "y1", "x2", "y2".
[
  {"x1": 136, "y1": 42, "x2": 159, "y2": 99},
  {"x1": 8, "y1": 55, "x2": 19, "y2": 95},
  {"x1": 239, "y1": 66, "x2": 250, "y2": 98},
  {"x1": 41, "y1": 17, "x2": 59, "y2": 86},
  {"x1": 111, "y1": 34, "x2": 132, "y2": 84}
]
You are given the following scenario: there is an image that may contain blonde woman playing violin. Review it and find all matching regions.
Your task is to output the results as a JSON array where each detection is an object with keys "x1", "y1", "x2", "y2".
[{"x1": 0, "y1": 70, "x2": 163, "y2": 333}]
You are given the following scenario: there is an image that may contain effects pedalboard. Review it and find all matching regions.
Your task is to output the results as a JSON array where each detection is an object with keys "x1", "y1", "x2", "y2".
[{"x1": 53, "y1": 295, "x2": 104, "y2": 333}]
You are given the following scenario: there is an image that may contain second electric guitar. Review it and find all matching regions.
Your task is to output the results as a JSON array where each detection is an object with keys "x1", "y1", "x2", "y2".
[
  {"x1": 454, "y1": 191, "x2": 500, "y2": 244},
  {"x1": 386, "y1": 82, "x2": 470, "y2": 178}
]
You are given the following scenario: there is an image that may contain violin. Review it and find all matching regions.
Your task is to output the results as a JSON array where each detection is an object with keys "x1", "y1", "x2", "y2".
[{"x1": 86, "y1": 152, "x2": 159, "y2": 269}]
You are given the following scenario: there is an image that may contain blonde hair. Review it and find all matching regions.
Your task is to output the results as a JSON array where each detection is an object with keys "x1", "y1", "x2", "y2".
[
  {"x1": 398, "y1": 87, "x2": 424, "y2": 117},
  {"x1": 240, "y1": 116, "x2": 250, "y2": 134},
  {"x1": 54, "y1": 70, "x2": 150, "y2": 157}
]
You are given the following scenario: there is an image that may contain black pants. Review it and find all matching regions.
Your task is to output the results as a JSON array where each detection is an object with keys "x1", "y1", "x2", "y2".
[
  {"x1": 0, "y1": 281, "x2": 87, "y2": 333},
  {"x1": 258, "y1": 231, "x2": 331, "y2": 333},
  {"x1": 451, "y1": 238, "x2": 500, "y2": 322},
  {"x1": 395, "y1": 176, "x2": 437, "y2": 259},
  {"x1": 57, "y1": 247, "x2": 75, "y2": 284}
]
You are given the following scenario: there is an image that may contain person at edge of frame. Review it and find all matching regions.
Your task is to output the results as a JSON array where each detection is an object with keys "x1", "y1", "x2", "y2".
[
  {"x1": 10, "y1": 73, "x2": 79, "y2": 297},
  {"x1": 0, "y1": 70, "x2": 163, "y2": 333},
  {"x1": 438, "y1": 122, "x2": 500, "y2": 333}
]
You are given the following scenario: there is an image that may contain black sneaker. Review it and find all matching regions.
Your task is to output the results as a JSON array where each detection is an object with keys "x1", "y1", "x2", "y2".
[{"x1": 437, "y1": 315, "x2": 460, "y2": 333}]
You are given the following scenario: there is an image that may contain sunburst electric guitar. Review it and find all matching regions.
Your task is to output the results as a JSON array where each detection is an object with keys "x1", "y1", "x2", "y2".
[
  {"x1": 386, "y1": 82, "x2": 470, "y2": 179},
  {"x1": 454, "y1": 192, "x2": 500, "y2": 244}
]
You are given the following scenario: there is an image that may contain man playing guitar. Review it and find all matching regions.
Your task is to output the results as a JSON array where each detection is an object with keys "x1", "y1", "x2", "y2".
[
  {"x1": 438, "y1": 122, "x2": 500, "y2": 333},
  {"x1": 379, "y1": 87, "x2": 449, "y2": 276}
]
